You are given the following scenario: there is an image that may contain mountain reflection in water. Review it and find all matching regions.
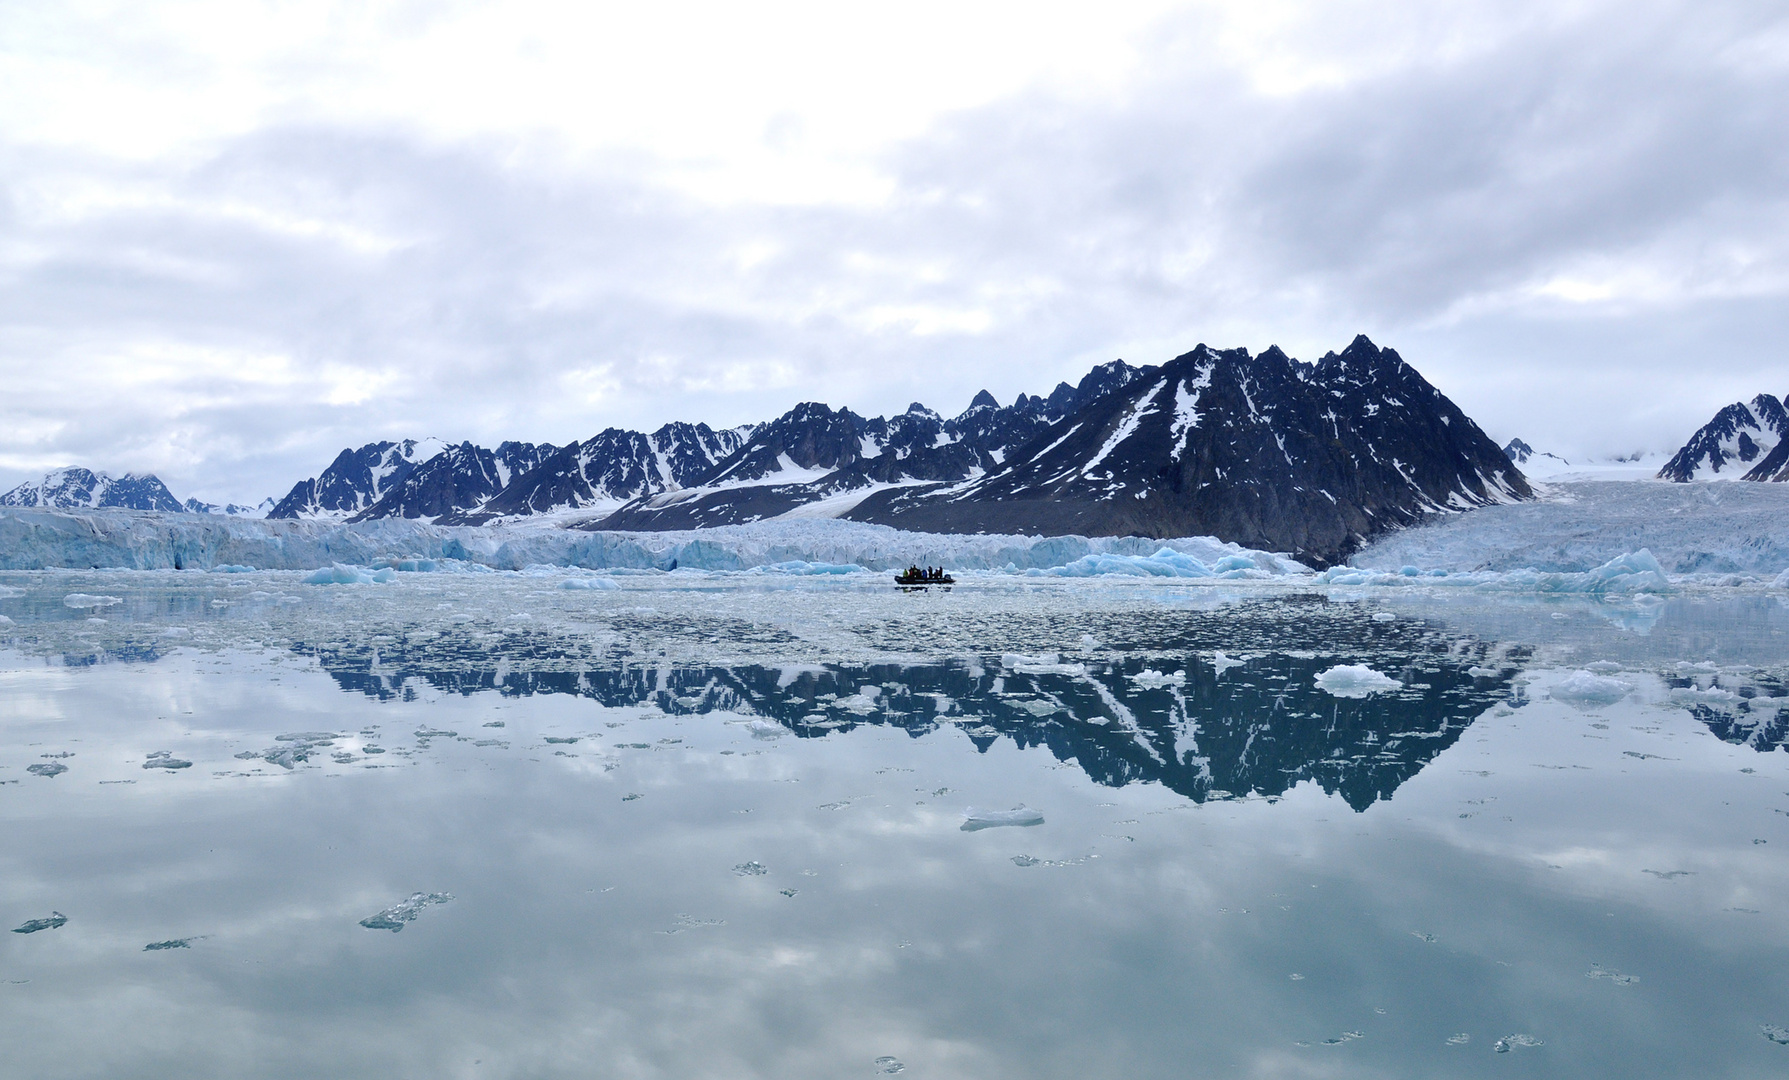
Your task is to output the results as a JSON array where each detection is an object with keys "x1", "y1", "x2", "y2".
[{"x1": 303, "y1": 598, "x2": 1528, "y2": 811}]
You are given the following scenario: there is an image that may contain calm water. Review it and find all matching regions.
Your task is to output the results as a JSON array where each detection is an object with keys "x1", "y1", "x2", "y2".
[{"x1": 2, "y1": 570, "x2": 1788, "y2": 1078}]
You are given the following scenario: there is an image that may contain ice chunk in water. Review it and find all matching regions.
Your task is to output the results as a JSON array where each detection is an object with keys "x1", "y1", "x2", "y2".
[
  {"x1": 1314, "y1": 664, "x2": 1403, "y2": 697},
  {"x1": 873, "y1": 1057, "x2": 905, "y2": 1074},
  {"x1": 303, "y1": 564, "x2": 397, "y2": 585},
  {"x1": 144, "y1": 938, "x2": 195, "y2": 951},
  {"x1": 559, "y1": 577, "x2": 620, "y2": 590},
  {"x1": 62, "y1": 593, "x2": 121, "y2": 608},
  {"x1": 1128, "y1": 669, "x2": 1186, "y2": 688},
  {"x1": 142, "y1": 756, "x2": 192, "y2": 770},
  {"x1": 359, "y1": 892, "x2": 454, "y2": 932},
  {"x1": 745, "y1": 720, "x2": 786, "y2": 739},
  {"x1": 961, "y1": 806, "x2": 1045, "y2": 831},
  {"x1": 1445, "y1": 1033, "x2": 1471, "y2": 1046},
  {"x1": 732, "y1": 861, "x2": 768, "y2": 876},
  {"x1": 26, "y1": 763, "x2": 67, "y2": 777},
  {"x1": 1762, "y1": 1025, "x2": 1789, "y2": 1045},
  {"x1": 1551, "y1": 670, "x2": 1632, "y2": 707},
  {"x1": 1493, "y1": 1034, "x2": 1542, "y2": 1052},
  {"x1": 1587, "y1": 964, "x2": 1639, "y2": 985},
  {"x1": 1002, "y1": 653, "x2": 1086, "y2": 676},
  {"x1": 13, "y1": 912, "x2": 67, "y2": 933}
]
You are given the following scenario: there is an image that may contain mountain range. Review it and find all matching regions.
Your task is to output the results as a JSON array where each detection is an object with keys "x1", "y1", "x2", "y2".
[
  {"x1": 1, "y1": 336, "x2": 1536, "y2": 566},
  {"x1": 251, "y1": 335, "x2": 1529, "y2": 565}
]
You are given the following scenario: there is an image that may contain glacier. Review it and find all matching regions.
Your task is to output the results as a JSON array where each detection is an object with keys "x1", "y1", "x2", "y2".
[
  {"x1": 1349, "y1": 480, "x2": 1789, "y2": 577},
  {"x1": 3, "y1": 477, "x2": 1787, "y2": 593},
  {"x1": 0, "y1": 507, "x2": 1308, "y2": 577}
]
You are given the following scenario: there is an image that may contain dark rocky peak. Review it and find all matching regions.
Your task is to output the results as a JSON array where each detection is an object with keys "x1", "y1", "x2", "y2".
[
  {"x1": 1313, "y1": 335, "x2": 1423, "y2": 391},
  {"x1": 267, "y1": 439, "x2": 446, "y2": 519},
  {"x1": 1040, "y1": 359, "x2": 1158, "y2": 420},
  {"x1": 650, "y1": 422, "x2": 751, "y2": 486},
  {"x1": 1503, "y1": 438, "x2": 1535, "y2": 463},
  {"x1": 697, "y1": 402, "x2": 869, "y2": 485},
  {"x1": 963, "y1": 389, "x2": 1000, "y2": 414}
]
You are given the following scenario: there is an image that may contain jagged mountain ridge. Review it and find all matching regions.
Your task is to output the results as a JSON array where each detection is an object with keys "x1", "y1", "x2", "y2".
[
  {"x1": 1, "y1": 468, "x2": 184, "y2": 512},
  {"x1": 603, "y1": 336, "x2": 1529, "y2": 565},
  {"x1": 274, "y1": 356, "x2": 1148, "y2": 527},
  {"x1": 1658, "y1": 394, "x2": 1789, "y2": 482}
]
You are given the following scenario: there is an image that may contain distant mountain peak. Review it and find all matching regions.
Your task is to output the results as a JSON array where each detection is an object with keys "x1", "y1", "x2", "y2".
[
  {"x1": 1658, "y1": 393, "x2": 1789, "y2": 482},
  {"x1": 1, "y1": 467, "x2": 183, "y2": 513}
]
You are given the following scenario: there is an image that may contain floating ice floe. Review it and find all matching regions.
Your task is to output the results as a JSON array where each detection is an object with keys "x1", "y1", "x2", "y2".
[
  {"x1": 1493, "y1": 1034, "x2": 1542, "y2": 1053},
  {"x1": 961, "y1": 806, "x2": 1045, "y2": 831},
  {"x1": 12, "y1": 912, "x2": 66, "y2": 934},
  {"x1": 1128, "y1": 669, "x2": 1186, "y2": 688},
  {"x1": 1314, "y1": 664, "x2": 1404, "y2": 698},
  {"x1": 559, "y1": 576, "x2": 620, "y2": 590},
  {"x1": 359, "y1": 891, "x2": 454, "y2": 932},
  {"x1": 873, "y1": 1056, "x2": 905, "y2": 1074},
  {"x1": 1001, "y1": 652, "x2": 1087, "y2": 676},
  {"x1": 144, "y1": 938, "x2": 196, "y2": 951},
  {"x1": 25, "y1": 762, "x2": 67, "y2": 778},
  {"x1": 744, "y1": 719, "x2": 786, "y2": 739},
  {"x1": 303, "y1": 563, "x2": 397, "y2": 585},
  {"x1": 210, "y1": 564, "x2": 256, "y2": 573},
  {"x1": 1549, "y1": 670, "x2": 1632, "y2": 707},
  {"x1": 62, "y1": 593, "x2": 121, "y2": 608},
  {"x1": 732, "y1": 861, "x2": 768, "y2": 876},
  {"x1": 142, "y1": 751, "x2": 192, "y2": 770}
]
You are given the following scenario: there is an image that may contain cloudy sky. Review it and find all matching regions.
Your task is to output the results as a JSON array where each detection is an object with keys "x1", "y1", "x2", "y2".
[{"x1": 2, "y1": 0, "x2": 1785, "y2": 504}]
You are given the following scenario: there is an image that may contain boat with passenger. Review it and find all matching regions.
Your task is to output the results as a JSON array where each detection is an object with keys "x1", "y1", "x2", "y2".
[{"x1": 894, "y1": 565, "x2": 954, "y2": 586}]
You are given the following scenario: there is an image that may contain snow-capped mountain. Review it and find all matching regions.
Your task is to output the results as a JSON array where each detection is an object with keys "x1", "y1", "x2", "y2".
[
  {"x1": 348, "y1": 441, "x2": 559, "y2": 522},
  {"x1": 597, "y1": 362, "x2": 1156, "y2": 530},
  {"x1": 601, "y1": 336, "x2": 1528, "y2": 565},
  {"x1": 182, "y1": 497, "x2": 273, "y2": 517},
  {"x1": 1, "y1": 468, "x2": 183, "y2": 512},
  {"x1": 268, "y1": 439, "x2": 455, "y2": 519},
  {"x1": 445, "y1": 423, "x2": 752, "y2": 524},
  {"x1": 1503, "y1": 438, "x2": 1565, "y2": 470},
  {"x1": 1658, "y1": 394, "x2": 1789, "y2": 482},
  {"x1": 267, "y1": 336, "x2": 1526, "y2": 564}
]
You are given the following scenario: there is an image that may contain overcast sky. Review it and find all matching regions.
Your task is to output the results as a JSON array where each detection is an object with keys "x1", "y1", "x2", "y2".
[{"x1": 2, "y1": 0, "x2": 1785, "y2": 503}]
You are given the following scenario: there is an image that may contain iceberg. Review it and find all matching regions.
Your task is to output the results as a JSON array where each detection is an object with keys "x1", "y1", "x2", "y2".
[
  {"x1": 63, "y1": 593, "x2": 122, "y2": 608},
  {"x1": 1550, "y1": 670, "x2": 1632, "y2": 708},
  {"x1": 303, "y1": 564, "x2": 397, "y2": 585},
  {"x1": 559, "y1": 576, "x2": 620, "y2": 590},
  {"x1": 1314, "y1": 665, "x2": 1404, "y2": 697},
  {"x1": 12, "y1": 912, "x2": 67, "y2": 934},
  {"x1": 960, "y1": 806, "x2": 1045, "y2": 831},
  {"x1": 359, "y1": 891, "x2": 454, "y2": 932}
]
